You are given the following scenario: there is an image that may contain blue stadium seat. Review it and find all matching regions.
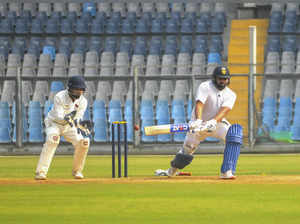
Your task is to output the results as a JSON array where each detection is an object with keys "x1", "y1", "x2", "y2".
[
  {"x1": 104, "y1": 37, "x2": 117, "y2": 54},
  {"x1": 20, "y1": 10, "x2": 32, "y2": 24},
  {"x1": 111, "y1": 12, "x2": 121, "y2": 23},
  {"x1": 124, "y1": 100, "x2": 132, "y2": 120},
  {"x1": 66, "y1": 11, "x2": 78, "y2": 24},
  {"x1": 12, "y1": 103, "x2": 28, "y2": 143},
  {"x1": 156, "y1": 100, "x2": 171, "y2": 142},
  {"x1": 215, "y1": 12, "x2": 227, "y2": 27},
  {"x1": 28, "y1": 127, "x2": 44, "y2": 142},
  {"x1": 81, "y1": 12, "x2": 92, "y2": 24},
  {"x1": 0, "y1": 100, "x2": 10, "y2": 114},
  {"x1": 196, "y1": 19, "x2": 208, "y2": 33},
  {"x1": 157, "y1": 12, "x2": 167, "y2": 27},
  {"x1": 122, "y1": 19, "x2": 134, "y2": 34},
  {"x1": 83, "y1": 107, "x2": 91, "y2": 121},
  {"x1": 0, "y1": 127, "x2": 11, "y2": 143},
  {"x1": 46, "y1": 18, "x2": 59, "y2": 34},
  {"x1": 127, "y1": 12, "x2": 137, "y2": 24},
  {"x1": 15, "y1": 18, "x2": 29, "y2": 34},
  {"x1": 94, "y1": 118, "x2": 108, "y2": 142},
  {"x1": 12, "y1": 44, "x2": 25, "y2": 57},
  {"x1": 93, "y1": 100, "x2": 107, "y2": 142},
  {"x1": 0, "y1": 45, "x2": 9, "y2": 60},
  {"x1": 267, "y1": 36, "x2": 280, "y2": 52},
  {"x1": 262, "y1": 97, "x2": 276, "y2": 132},
  {"x1": 151, "y1": 18, "x2": 163, "y2": 33},
  {"x1": 207, "y1": 52, "x2": 221, "y2": 64},
  {"x1": 36, "y1": 12, "x2": 48, "y2": 26},
  {"x1": 140, "y1": 100, "x2": 154, "y2": 119},
  {"x1": 282, "y1": 35, "x2": 297, "y2": 52},
  {"x1": 172, "y1": 100, "x2": 185, "y2": 119},
  {"x1": 106, "y1": 19, "x2": 120, "y2": 34},
  {"x1": 270, "y1": 11, "x2": 283, "y2": 24},
  {"x1": 109, "y1": 100, "x2": 122, "y2": 122},
  {"x1": 61, "y1": 19, "x2": 74, "y2": 34},
  {"x1": 210, "y1": 17, "x2": 224, "y2": 33},
  {"x1": 171, "y1": 12, "x2": 181, "y2": 24},
  {"x1": 31, "y1": 18, "x2": 44, "y2": 34},
  {"x1": 211, "y1": 35, "x2": 223, "y2": 52},
  {"x1": 28, "y1": 101, "x2": 44, "y2": 142},
  {"x1": 51, "y1": 11, "x2": 62, "y2": 23},
  {"x1": 185, "y1": 12, "x2": 197, "y2": 23},
  {"x1": 45, "y1": 37, "x2": 57, "y2": 48},
  {"x1": 149, "y1": 37, "x2": 162, "y2": 55},
  {"x1": 166, "y1": 18, "x2": 178, "y2": 33},
  {"x1": 181, "y1": 18, "x2": 193, "y2": 33},
  {"x1": 141, "y1": 119, "x2": 156, "y2": 142},
  {"x1": 274, "y1": 97, "x2": 292, "y2": 132},
  {"x1": 50, "y1": 81, "x2": 65, "y2": 92},
  {"x1": 93, "y1": 100, "x2": 106, "y2": 121},
  {"x1": 0, "y1": 37, "x2": 11, "y2": 49},
  {"x1": 200, "y1": 12, "x2": 211, "y2": 26},
  {"x1": 43, "y1": 46, "x2": 56, "y2": 61},
  {"x1": 74, "y1": 37, "x2": 88, "y2": 55},
  {"x1": 268, "y1": 21, "x2": 281, "y2": 33},
  {"x1": 120, "y1": 37, "x2": 132, "y2": 56},
  {"x1": 165, "y1": 43, "x2": 177, "y2": 56},
  {"x1": 109, "y1": 100, "x2": 123, "y2": 141},
  {"x1": 136, "y1": 19, "x2": 149, "y2": 33},
  {"x1": 95, "y1": 12, "x2": 107, "y2": 23},
  {"x1": 282, "y1": 21, "x2": 296, "y2": 33},
  {"x1": 76, "y1": 18, "x2": 89, "y2": 34},
  {"x1": 91, "y1": 19, "x2": 105, "y2": 34},
  {"x1": 27, "y1": 44, "x2": 40, "y2": 57},
  {"x1": 83, "y1": 2, "x2": 96, "y2": 17},
  {"x1": 0, "y1": 19, "x2": 13, "y2": 34},
  {"x1": 141, "y1": 12, "x2": 152, "y2": 24},
  {"x1": 89, "y1": 36, "x2": 102, "y2": 53},
  {"x1": 7, "y1": 11, "x2": 17, "y2": 25}
]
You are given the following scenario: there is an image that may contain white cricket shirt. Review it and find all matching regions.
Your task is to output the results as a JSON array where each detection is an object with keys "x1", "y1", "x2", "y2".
[
  {"x1": 193, "y1": 80, "x2": 236, "y2": 121},
  {"x1": 47, "y1": 90, "x2": 88, "y2": 125}
]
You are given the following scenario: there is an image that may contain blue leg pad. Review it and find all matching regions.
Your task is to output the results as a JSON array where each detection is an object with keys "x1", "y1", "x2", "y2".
[{"x1": 221, "y1": 124, "x2": 243, "y2": 174}]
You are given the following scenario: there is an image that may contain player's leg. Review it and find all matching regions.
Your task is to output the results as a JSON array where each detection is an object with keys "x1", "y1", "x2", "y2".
[
  {"x1": 155, "y1": 132, "x2": 208, "y2": 177},
  {"x1": 35, "y1": 123, "x2": 61, "y2": 180},
  {"x1": 213, "y1": 122, "x2": 243, "y2": 179},
  {"x1": 63, "y1": 127, "x2": 89, "y2": 179}
]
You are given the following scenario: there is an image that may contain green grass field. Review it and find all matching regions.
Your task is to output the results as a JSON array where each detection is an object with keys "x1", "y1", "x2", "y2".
[{"x1": 1, "y1": 154, "x2": 300, "y2": 224}]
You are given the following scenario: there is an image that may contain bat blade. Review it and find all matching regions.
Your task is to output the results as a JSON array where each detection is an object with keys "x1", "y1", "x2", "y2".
[{"x1": 144, "y1": 123, "x2": 190, "y2": 136}]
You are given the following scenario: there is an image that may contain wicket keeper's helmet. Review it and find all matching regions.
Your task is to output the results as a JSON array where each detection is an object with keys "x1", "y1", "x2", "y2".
[
  {"x1": 212, "y1": 66, "x2": 230, "y2": 90},
  {"x1": 67, "y1": 76, "x2": 86, "y2": 99}
]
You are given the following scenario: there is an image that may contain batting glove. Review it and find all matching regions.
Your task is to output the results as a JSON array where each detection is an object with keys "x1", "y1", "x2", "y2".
[
  {"x1": 203, "y1": 119, "x2": 217, "y2": 132},
  {"x1": 188, "y1": 119, "x2": 203, "y2": 132}
]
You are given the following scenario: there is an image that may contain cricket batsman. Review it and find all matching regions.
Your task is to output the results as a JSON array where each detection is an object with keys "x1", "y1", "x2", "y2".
[
  {"x1": 35, "y1": 75, "x2": 92, "y2": 180},
  {"x1": 155, "y1": 66, "x2": 243, "y2": 179}
]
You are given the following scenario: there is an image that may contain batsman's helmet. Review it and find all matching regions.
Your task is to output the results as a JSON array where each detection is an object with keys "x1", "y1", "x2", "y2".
[
  {"x1": 67, "y1": 76, "x2": 86, "y2": 99},
  {"x1": 212, "y1": 66, "x2": 230, "y2": 90}
]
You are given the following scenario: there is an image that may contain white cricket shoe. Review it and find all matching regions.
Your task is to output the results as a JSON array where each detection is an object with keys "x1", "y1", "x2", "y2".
[
  {"x1": 155, "y1": 168, "x2": 177, "y2": 177},
  {"x1": 220, "y1": 170, "x2": 236, "y2": 180},
  {"x1": 155, "y1": 169, "x2": 169, "y2": 176},
  {"x1": 35, "y1": 172, "x2": 47, "y2": 180},
  {"x1": 72, "y1": 171, "x2": 84, "y2": 179}
]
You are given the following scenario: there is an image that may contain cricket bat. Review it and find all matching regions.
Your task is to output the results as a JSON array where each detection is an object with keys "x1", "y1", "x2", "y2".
[{"x1": 144, "y1": 123, "x2": 190, "y2": 136}]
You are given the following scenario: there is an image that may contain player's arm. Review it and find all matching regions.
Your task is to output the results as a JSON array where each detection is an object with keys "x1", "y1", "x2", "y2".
[
  {"x1": 194, "y1": 100, "x2": 204, "y2": 120},
  {"x1": 214, "y1": 107, "x2": 231, "y2": 122}
]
